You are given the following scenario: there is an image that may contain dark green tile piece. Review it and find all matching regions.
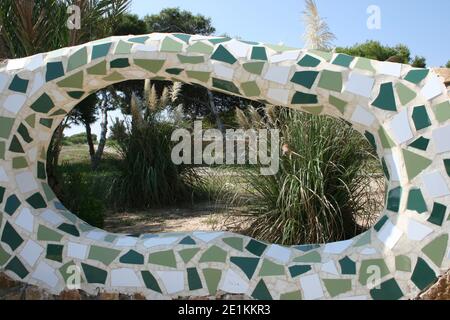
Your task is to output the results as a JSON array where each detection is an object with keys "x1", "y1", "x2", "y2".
[
  {"x1": 411, "y1": 257, "x2": 437, "y2": 290},
  {"x1": 26, "y1": 192, "x2": 47, "y2": 209},
  {"x1": 259, "y1": 259, "x2": 285, "y2": 276},
  {"x1": 4, "y1": 194, "x2": 20, "y2": 216},
  {"x1": 370, "y1": 278, "x2": 403, "y2": 300},
  {"x1": 339, "y1": 256, "x2": 356, "y2": 275},
  {"x1": 0, "y1": 116, "x2": 14, "y2": 139},
  {"x1": 37, "y1": 225, "x2": 63, "y2": 241},
  {"x1": 179, "y1": 236, "x2": 196, "y2": 245},
  {"x1": 1, "y1": 222, "x2": 24, "y2": 251},
  {"x1": 251, "y1": 47, "x2": 267, "y2": 60},
  {"x1": 9, "y1": 75, "x2": 29, "y2": 93},
  {"x1": 323, "y1": 279, "x2": 352, "y2": 297},
  {"x1": 243, "y1": 62, "x2": 265, "y2": 75},
  {"x1": 422, "y1": 234, "x2": 448, "y2": 267},
  {"x1": 212, "y1": 78, "x2": 240, "y2": 95},
  {"x1": 372, "y1": 83, "x2": 397, "y2": 111},
  {"x1": 290, "y1": 71, "x2": 319, "y2": 89},
  {"x1": 5, "y1": 257, "x2": 29, "y2": 279},
  {"x1": 230, "y1": 256, "x2": 259, "y2": 279},
  {"x1": 46, "y1": 244, "x2": 63, "y2": 262},
  {"x1": 149, "y1": 250, "x2": 177, "y2": 268},
  {"x1": 291, "y1": 91, "x2": 318, "y2": 104},
  {"x1": 119, "y1": 250, "x2": 144, "y2": 264},
  {"x1": 407, "y1": 189, "x2": 427, "y2": 214},
  {"x1": 374, "y1": 215, "x2": 389, "y2": 232},
  {"x1": 395, "y1": 255, "x2": 411, "y2": 272},
  {"x1": 46, "y1": 62, "x2": 64, "y2": 82},
  {"x1": 288, "y1": 265, "x2": 311, "y2": 278},
  {"x1": 50, "y1": 109, "x2": 67, "y2": 116},
  {"x1": 110, "y1": 58, "x2": 130, "y2": 68},
  {"x1": 67, "y1": 91, "x2": 85, "y2": 99},
  {"x1": 9, "y1": 136, "x2": 24, "y2": 153},
  {"x1": 208, "y1": 37, "x2": 231, "y2": 45},
  {"x1": 404, "y1": 69, "x2": 429, "y2": 84},
  {"x1": 332, "y1": 54, "x2": 354, "y2": 67},
  {"x1": 202, "y1": 268, "x2": 221, "y2": 295},
  {"x1": 166, "y1": 68, "x2": 184, "y2": 75},
  {"x1": 298, "y1": 54, "x2": 321, "y2": 67},
  {"x1": 187, "y1": 267, "x2": 203, "y2": 290},
  {"x1": 252, "y1": 280, "x2": 272, "y2": 300},
  {"x1": 245, "y1": 239, "x2": 267, "y2": 257},
  {"x1": 88, "y1": 245, "x2": 120, "y2": 266},
  {"x1": 57, "y1": 223, "x2": 80, "y2": 237},
  {"x1": 364, "y1": 131, "x2": 377, "y2": 151},
  {"x1": 318, "y1": 70, "x2": 342, "y2": 92},
  {"x1": 141, "y1": 271, "x2": 162, "y2": 293},
  {"x1": 412, "y1": 106, "x2": 431, "y2": 130},
  {"x1": 129, "y1": 36, "x2": 150, "y2": 44},
  {"x1": 443, "y1": 159, "x2": 450, "y2": 178},
  {"x1": 387, "y1": 187, "x2": 402, "y2": 212},
  {"x1": 223, "y1": 237, "x2": 243, "y2": 251},
  {"x1": 211, "y1": 45, "x2": 237, "y2": 64},
  {"x1": 37, "y1": 161, "x2": 46, "y2": 180},
  {"x1": 409, "y1": 137, "x2": 429, "y2": 151},
  {"x1": 18, "y1": 124, "x2": 32, "y2": 143},
  {"x1": 0, "y1": 187, "x2": 5, "y2": 204},
  {"x1": 92, "y1": 43, "x2": 112, "y2": 60},
  {"x1": 30, "y1": 93, "x2": 54, "y2": 113},
  {"x1": 81, "y1": 263, "x2": 107, "y2": 284},
  {"x1": 427, "y1": 202, "x2": 447, "y2": 226},
  {"x1": 39, "y1": 118, "x2": 53, "y2": 128},
  {"x1": 199, "y1": 245, "x2": 227, "y2": 263},
  {"x1": 178, "y1": 248, "x2": 200, "y2": 264}
]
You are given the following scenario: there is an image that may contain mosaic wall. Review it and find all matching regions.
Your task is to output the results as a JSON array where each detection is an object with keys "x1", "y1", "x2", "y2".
[{"x1": 0, "y1": 33, "x2": 449, "y2": 300}]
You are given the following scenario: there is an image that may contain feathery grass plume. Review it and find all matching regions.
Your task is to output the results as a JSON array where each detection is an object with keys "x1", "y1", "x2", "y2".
[
  {"x1": 248, "y1": 106, "x2": 263, "y2": 128},
  {"x1": 302, "y1": 0, "x2": 336, "y2": 50},
  {"x1": 235, "y1": 108, "x2": 251, "y2": 130},
  {"x1": 160, "y1": 86, "x2": 170, "y2": 108},
  {"x1": 130, "y1": 93, "x2": 144, "y2": 128},
  {"x1": 148, "y1": 84, "x2": 159, "y2": 111},
  {"x1": 171, "y1": 81, "x2": 183, "y2": 104},
  {"x1": 265, "y1": 105, "x2": 277, "y2": 126}
]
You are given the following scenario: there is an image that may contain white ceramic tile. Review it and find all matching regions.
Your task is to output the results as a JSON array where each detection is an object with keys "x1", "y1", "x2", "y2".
[
  {"x1": 323, "y1": 239, "x2": 352, "y2": 254},
  {"x1": 86, "y1": 230, "x2": 107, "y2": 240},
  {"x1": 376, "y1": 220, "x2": 402, "y2": 249},
  {"x1": 30, "y1": 73, "x2": 45, "y2": 96},
  {"x1": 269, "y1": 50, "x2": 300, "y2": 63},
  {"x1": 41, "y1": 209, "x2": 64, "y2": 226},
  {"x1": 267, "y1": 88, "x2": 290, "y2": 105},
  {"x1": 19, "y1": 240, "x2": 43, "y2": 267},
  {"x1": 6, "y1": 57, "x2": 27, "y2": 71},
  {"x1": 345, "y1": 72, "x2": 375, "y2": 98},
  {"x1": 384, "y1": 153, "x2": 401, "y2": 181},
  {"x1": 265, "y1": 244, "x2": 291, "y2": 263},
  {"x1": 193, "y1": 232, "x2": 223, "y2": 242},
  {"x1": 133, "y1": 44, "x2": 158, "y2": 52},
  {"x1": 299, "y1": 274, "x2": 324, "y2": 300},
  {"x1": 156, "y1": 271, "x2": 184, "y2": 294},
  {"x1": 15, "y1": 171, "x2": 38, "y2": 194},
  {"x1": 432, "y1": 125, "x2": 450, "y2": 154},
  {"x1": 351, "y1": 106, "x2": 376, "y2": 127},
  {"x1": 406, "y1": 219, "x2": 433, "y2": 241},
  {"x1": 321, "y1": 261, "x2": 339, "y2": 275},
  {"x1": 220, "y1": 269, "x2": 249, "y2": 294},
  {"x1": 421, "y1": 73, "x2": 443, "y2": 100},
  {"x1": 377, "y1": 61, "x2": 402, "y2": 77},
  {"x1": 111, "y1": 268, "x2": 142, "y2": 287},
  {"x1": 361, "y1": 247, "x2": 377, "y2": 255},
  {"x1": 4, "y1": 94, "x2": 27, "y2": 114},
  {"x1": 422, "y1": 171, "x2": 450, "y2": 198},
  {"x1": 264, "y1": 65, "x2": 291, "y2": 84},
  {"x1": 67, "y1": 242, "x2": 88, "y2": 260},
  {"x1": 25, "y1": 54, "x2": 44, "y2": 71},
  {"x1": 115, "y1": 236, "x2": 138, "y2": 247},
  {"x1": 32, "y1": 262, "x2": 59, "y2": 288},
  {"x1": 225, "y1": 39, "x2": 249, "y2": 58},
  {"x1": 388, "y1": 109, "x2": 413, "y2": 144},
  {"x1": 0, "y1": 73, "x2": 9, "y2": 91},
  {"x1": 143, "y1": 236, "x2": 178, "y2": 248},
  {"x1": 15, "y1": 208, "x2": 34, "y2": 233},
  {"x1": 213, "y1": 62, "x2": 234, "y2": 80},
  {"x1": 0, "y1": 166, "x2": 8, "y2": 182}
]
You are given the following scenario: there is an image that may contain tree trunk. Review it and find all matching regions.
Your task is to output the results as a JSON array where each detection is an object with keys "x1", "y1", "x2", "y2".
[
  {"x1": 85, "y1": 122, "x2": 96, "y2": 162},
  {"x1": 46, "y1": 121, "x2": 66, "y2": 194},
  {"x1": 207, "y1": 90, "x2": 224, "y2": 133},
  {"x1": 91, "y1": 106, "x2": 108, "y2": 170}
]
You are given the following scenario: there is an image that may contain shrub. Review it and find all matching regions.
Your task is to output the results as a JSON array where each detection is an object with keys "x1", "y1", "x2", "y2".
[{"x1": 63, "y1": 132, "x2": 98, "y2": 145}]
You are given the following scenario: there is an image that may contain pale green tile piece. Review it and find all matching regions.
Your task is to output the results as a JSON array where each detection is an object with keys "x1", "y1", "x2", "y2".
[
  {"x1": 12, "y1": 157, "x2": 27, "y2": 169},
  {"x1": 104, "y1": 234, "x2": 117, "y2": 243},
  {"x1": 67, "y1": 47, "x2": 88, "y2": 72},
  {"x1": 134, "y1": 59, "x2": 165, "y2": 73},
  {"x1": 78, "y1": 223, "x2": 95, "y2": 232},
  {"x1": 302, "y1": 105, "x2": 323, "y2": 115},
  {"x1": 329, "y1": 95, "x2": 347, "y2": 114},
  {"x1": 354, "y1": 231, "x2": 371, "y2": 247},
  {"x1": 243, "y1": 62, "x2": 265, "y2": 75},
  {"x1": 42, "y1": 183, "x2": 56, "y2": 201},
  {"x1": 265, "y1": 43, "x2": 297, "y2": 52},
  {"x1": 115, "y1": 40, "x2": 133, "y2": 54},
  {"x1": 103, "y1": 71, "x2": 124, "y2": 82},
  {"x1": 178, "y1": 248, "x2": 200, "y2": 264},
  {"x1": 378, "y1": 126, "x2": 395, "y2": 149},
  {"x1": 241, "y1": 81, "x2": 261, "y2": 97},
  {"x1": 149, "y1": 250, "x2": 177, "y2": 268},
  {"x1": 293, "y1": 251, "x2": 321, "y2": 263},
  {"x1": 187, "y1": 41, "x2": 214, "y2": 54},
  {"x1": 37, "y1": 225, "x2": 63, "y2": 241},
  {"x1": 0, "y1": 116, "x2": 15, "y2": 139},
  {"x1": 280, "y1": 290, "x2": 302, "y2": 300},
  {"x1": 0, "y1": 142, "x2": 5, "y2": 160},
  {"x1": 309, "y1": 50, "x2": 333, "y2": 61},
  {"x1": 0, "y1": 245, "x2": 11, "y2": 266},
  {"x1": 318, "y1": 70, "x2": 343, "y2": 92},
  {"x1": 88, "y1": 245, "x2": 121, "y2": 266},
  {"x1": 59, "y1": 261, "x2": 85, "y2": 284},
  {"x1": 323, "y1": 279, "x2": 352, "y2": 297},
  {"x1": 186, "y1": 71, "x2": 210, "y2": 83},
  {"x1": 395, "y1": 255, "x2": 411, "y2": 272},
  {"x1": 395, "y1": 83, "x2": 417, "y2": 105},
  {"x1": 402, "y1": 149, "x2": 432, "y2": 180},
  {"x1": 161, "y1": 37, "x2": 183, "y2": 52},
  {"x1": 199, "y1": 245, "x2": 227, "y2": 263},
  {"x1": 259, "y1": 259, "x2": 285, "y2": 276},
  {"x1": 202, "y1": 268, "x2": 221, "y2": 295},
  {"x1": 57, "y1": 71, "x2": 84, "y2": 89},
  {"x1": 222, "y1": 237, "x2": 244, "y2": 251},
  {"x1": 433, "y1": 101, "x2": 450, "y2": 123},
  {"x1": 87, "y1": 61, "x2": 107, "y2": 75},
  {"x1": 359, "y1": 259, "x2": 390, "y2": 285},
  {"x1": 422, "y1": 234, "x2": 448, "y2": 267},
  {"x1": 355, "y1": 58, "x2": 376, "y2": 72},
  {"x1": 177, "y1": 54, "x2": 204, "y2": 64}
]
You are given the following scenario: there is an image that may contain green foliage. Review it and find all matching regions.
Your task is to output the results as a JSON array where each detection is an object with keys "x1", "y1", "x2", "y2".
[
  {"x1": 446, "y1": 60, "x2": 450, "y2": 68},
  {"x1": 63, "y1": 133, "x2": 98, "y2": 146},
  {"x1": 411, "y1": 56, "x2": 427, "y2": 68},
  {"x1": 113, "y1": 13, "x2": 148, "y2": 35}
]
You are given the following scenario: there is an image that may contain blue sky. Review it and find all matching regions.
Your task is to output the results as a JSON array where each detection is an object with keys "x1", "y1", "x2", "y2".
[{"x1": 66, "y1": 0, "x2": 450, "y2": 137}]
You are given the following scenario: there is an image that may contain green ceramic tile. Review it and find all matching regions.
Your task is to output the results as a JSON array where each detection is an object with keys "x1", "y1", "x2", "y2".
[
  {"x1": 166, "y1": 68, "x2": 184, "y2": 75},
  {"x1": 280, "y1": 290, "x2": 302, "y2": 300},
  {"x1": 318, "y1": 70, "x2": 342, "y2": 92},
  {"x1": 187, "y1": 42, "x2": 213, "y2": 54},
  {"x1": 59, "y1": 261, "x2": 84, "y2": 284},
  {"x1": 412, "y1": 105, "x2": 431, "y2": 130},
  {"x1": 179, "y1": 236, "x2": 196, "y2": 245},
  {"x1": 395, "y1": 255, "x2": 411, "y2": 272},
  {"x1": 0, "y1": 141, "x2": 5, "y2": 160},
  {"x1": 177, "y1": 54, "x2": 204, "y2": 64},
  {"x1": 243, "y1": 62, "x2": 265, "y2": 75},
  {"x1": 407, "y1": 188, "x2": 427, "y2": 213},
  {"x1": 402, "y1": 149, "x2": 432, "y2": 180},
  {"x1": 5, "y1": 257, "x2": 29, "y2": 279},
  {"x1": 9, "y1": 136, "x2": 24, "y2": 153},
  {"x1": 241, "y1": 81, "x2": 260, "y2": 97},
  {"x1": 374, "y1": 216, "x2": 388, "y2": 232},
  {"x1": 245, "y1": 239, "x2": 267, "y2": 257},
  {"x1": 372, "y1": 83, "x2": 397, "y2": 111},
  {"x1": 199, "y1": 245, "x2": 227, "y2": 263},
  {"x1": 39, "y1": 118, "x2": 53, "y2": 128},
  {"x1": 427, "y1": 202, "x2": 447, "y2": 226},
  {"x1": 291, "y1": 92, "x2": 318, "y2": 104},
  {"x1": 42, "y1": 183, "x2": 56, "y2": 202},
  {"x1": 339, "y1": 256, "x2": 356, "y2": 275},
  {"x1": 409, "y1": 137, "x2": 429, "y2": 151},
  {"x1": 57, "y1": 223, "x2": 80, "y2": 237},
  {"x1": 433, "y1": 101, "x2": 450, "y2": 123},
  {"x1": 354, "y1": 231, "x2": 371, "y2": 247},
  {"x1": 87, "y1": 61, "x2": 107, "y2": 75},
  {"x1": 5, "y1": 195, "x2": 21, "y2": 215},
  {"x1": 0, "y1": 186, "x2": 5, "y2": 204},
  {"x1": 119, "y1": 250, "x2": 144, "y2": 264},
  {"x1": 329, "y1": 95, "x2": 347, "y2": 114},
  {"x1": 186, "y1": 71, "x2": 210, "y2": 83},
  {"x1": 444, "y1": 159, "x2": 450, "y2": 177},
  {"x1": 303, "y1": 105, "x2": 323, "y2": 115},
  {"x1": 81, "y1": 263, "x2": 107, "y2": 284},
  {"x1": 395, "y1": 83, "x2": 416, "y2": 105},
  {"x1": 251, "y1": 47, "x2": 267, "y2": 60},
  {"x1": 387, "y1": 187, "x2": 402, "y2": 212},
  {"x1": 259, "y1": 259, "x2": 285, "y2": 277},
  {"x1": 202, "y1": 268, "x2": 221, "y2": 295},
  {"x1": 290, "y1": 71, "x2": 319, "y2": 89},
  {"x1": 0, "y1": 245, "x2": 11, "y2": 266},
  {"x1": 1, "y1": 222, "x2": 24, "y2": 251},
  {"x1": 411, "y1": 258, "x2": 436, "y2": 290},
  {"x1": 378, "y1": 126, "x2": 395, "y2": 149},
  {"x1": 57, "y1": 71, "x2": 84, "y2": 89},
  {"x1": 9, "y1": 75, "x2": 29, "y2": 93},
  {"x1": 293, "y1": 251, "x2": 321, "y2": 263},
  {"x1": 46, "y1": 244, "x2": 63, "y2": 262},
  {"x1": 370, "y1": 278, "x2": 403, "y2": 300},
  {"x1": 265, "y1": 43, "x2": 296, "y2": 52},
  {"x1": 209, "y1": 37, "x2": 231, "y2": 45},
  {"x1": 67, "y1": 47, "x2": 88, "y2": 72},
  {"x1": 67, "y1": 91, "x2": 84, "y2": 99},
  {"x1": 323, "y1": 279, "x2": 352, "y2": 297},
  {"x1": 212, "y1": 78, "x2": 240, "y2": 94},
  {"x1": 141, "y1": 271, "x2": 162, "y2": 293},
  {"x1": 332, "y1": 54, "x2": 354, "y2": 67},
  {"x1": 37, "y1": 225, "x2": 63, "y2": 242},
  {"x1": 30, "y1": 93, "x2": 54, "y2": 113},
  {"x1": 252, "y1": 280, "x2": 272, "y2": 300},
  {"x1": 422, "y1": 234, "x2": 448, "y2": 267},
  {"x1": 103, "y1": 71, "x2": 124, "y2": 82},
  {"x1": 223, "y1": 237, "x2": 243, "y2": 251},
  {"x1": 92, "y1": 43, "x2": 112, "y2": 60},
  {"x1": 160, "y1": 37, "x2": 183, "y2": 52},
  {"x1": 230, "y1": 257, "x2": 259, "y2": 279},
  {"x1": 359, "y1": 259, "x2": 390, "y2": 285},
  {"x1": 404, "y1": 69, "x2": 429, "y2": 84},
  {"x1": 309, "y1": 50, "x2": 332, "y2": 61},
  {"x1": 187, "y1": 267, "x2": 202, "y2": 290},
  {"x1": 18, "y1": 124, "x2": 32, "y2": 143},
  {"x1": 211, "y1": 45, "x2": 237, "y2": 64},
  {"x1": 46, "y1": 62, "x2": 64, "y2": 81},
  {"x1": 134, "y1": 59, "x2": 165, "y2": 73},
  {"x1": 298, "y1": 54, "x2": 321, "y2": 67},
  {"x1": 129, "y1": 36, "x2": 149, "y2": 44},
  {"x1": 178, "y1": 248, "x2": 200, "y2": 264},
  {"x1": 0, "y1": 116, "x2": 14, "y2": 139},
  {"x1": 110, "y1": 58, "x2": 129, "y2": 68},
  {"x1": 114, "y1": 40, "x2": 133, "y2": 54},
  {"x1": 149, "y1": 250, "x2": 177, "y2": 268},
  {"x1": 88, "y1": 245, "x2": 120, "y2": 266},
  {"x1": 354, "y1": 58, "x2": 375, "y2": 72},
  {"x1": 26, "y1": 192, "x2": 47, "y2": 209},
  {"x1": 288, "y1": 265, "x2": 311, "y2": 278},
  {"x1": 364, "y1": 131, "x2": 377, "y2": 151}
]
